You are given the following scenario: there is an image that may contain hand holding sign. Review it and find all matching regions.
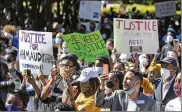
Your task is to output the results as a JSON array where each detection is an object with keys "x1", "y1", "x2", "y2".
[
  {"x1": 37, "y1": 65, "x2": 44, "y2": 80},
  {"x1": 19, "y1": 30, "x2": 53, "y2": 76},
  {"x1": 26, "y1": 74, "x2": 36, "y2": 86},
  {"x1": 62, "y1": 30, "x2": 109, "y2": 62}
]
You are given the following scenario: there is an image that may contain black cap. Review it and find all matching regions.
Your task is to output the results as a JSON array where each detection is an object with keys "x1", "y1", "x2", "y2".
[{"x1": 158, "y1": 57, "x2": 177, "y2": 66}]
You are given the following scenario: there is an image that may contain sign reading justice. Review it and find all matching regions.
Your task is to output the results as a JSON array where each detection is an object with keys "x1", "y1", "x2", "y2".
[
  {"x1": 62, "y1": 30, "x2": 109, "y2": 62},
  {"x1": 114, "y1": 18, "x2": 159, "y2": 54},
  {"x1": 19, "y1": 30, "x2": 53, "y2": 75}
]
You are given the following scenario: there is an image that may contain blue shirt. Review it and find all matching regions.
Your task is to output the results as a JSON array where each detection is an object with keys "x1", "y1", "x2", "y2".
[
  {"x1": 12, "y1": 35, "x2": 19, "y2": 49},
  {"x1": 177, "y1": 34, "x2": 181, "y2": 41}
]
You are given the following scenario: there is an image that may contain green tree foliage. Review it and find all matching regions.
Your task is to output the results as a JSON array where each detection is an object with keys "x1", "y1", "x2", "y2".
[{"x1": 0, "y1": 0, "x2": 80, "y2": 32}]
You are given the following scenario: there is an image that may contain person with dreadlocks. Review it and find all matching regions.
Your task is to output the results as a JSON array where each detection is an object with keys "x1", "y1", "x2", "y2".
[{"x1": 68, "y1": 67, "x2": 100, "y2": 111}]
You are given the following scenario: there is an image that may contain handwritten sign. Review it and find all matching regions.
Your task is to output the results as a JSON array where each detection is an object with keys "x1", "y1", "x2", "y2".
[
  {"x1": 19, "y1": 30, "x2": 53, "y2": 75},
  {"x1": 79, "y1": 1, "x2": 101, "y2": 21},
  {"x1": 114, "y1": 18, "x2": 159, "y2": 54},
  {"x1": 62, "y1": 30, "x2": 109, "y2": 62},
  {"x1": 155, "y1": 1, "x2": 176, "y2": 17}
]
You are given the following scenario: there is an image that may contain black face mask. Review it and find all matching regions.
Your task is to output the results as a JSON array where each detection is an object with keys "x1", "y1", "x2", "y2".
[{"x1": 106, "y1": 80, "x2": 114, "y2": 89}]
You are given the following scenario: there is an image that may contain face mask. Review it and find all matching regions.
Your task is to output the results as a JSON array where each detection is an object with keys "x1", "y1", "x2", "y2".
[
  {"x1": 108, "y1": 45, "x2": 113, "y2": 51},
  {"x1": 55, "y1": 38, "x2": 62, "y2": 44},
  {"x1": 7, "y1": 63, "x2": 11, "y2": 69},
  {"x1": 167, "y1": 51, "x2": 176, "y2": 59},
  {"x1": 4, "y1": 32, "x2": 13, "y2": 39},
  {"x1": 97, "y1": 67, "x2": 103, "y2": 75},
  {"x1": 7, "y1": 61, "x2": 15, "y2": 70},
  {"x1": 60, "y1": 67, "x2": 75, "y2": 78},
  {"x1": 126, "y1": 86, "x2": 135, "y2": 95},
  {"x1": 141, "y1": 58, "x2": 149, "y2": 66},
  {"x1": 166, "y1": 35, "x2": 173, "y2": 43},
  {"x1": 61, "y1": 28, "x2": 65, "y2": 33},
  {"x1": 102, "y1": 34, "x2": 107, "y2": 39},
  {"x1": 9, "y1": 71, "x2": 17, "y2": 78},
  {"x1": 174, "y1": 83, "x2": 181, "y2": 97},
  {"x1": 161, "y1": 68, "x2": 170, "y2": 80},
  {"x1": 6, "y1": 104, "x2": 20, "y2": 111}
]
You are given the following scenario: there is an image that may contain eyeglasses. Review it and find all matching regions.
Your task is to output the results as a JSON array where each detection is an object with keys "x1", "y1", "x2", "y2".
[{"x1": 59, "y1": 64, "x2": 74, "y2": 68}]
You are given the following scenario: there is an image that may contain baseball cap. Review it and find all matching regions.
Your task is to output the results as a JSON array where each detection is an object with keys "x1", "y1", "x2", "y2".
[
  {"x1": 76, "y1": 67, "x2": 98, "y2": 82},
  {"x1": 158, "y1": 57, "x2": 177, "y2": 66},
  {"x1": 167, "y1": 27, "x2": 176, "y2": 33}
]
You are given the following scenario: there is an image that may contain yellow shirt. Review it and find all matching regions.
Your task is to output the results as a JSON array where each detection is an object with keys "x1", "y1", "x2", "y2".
[
  {"x1": 141, "y1": 78, "x2": 154, "y2": 95},
  {"x1": 75, "y1": 92, "x2": 100, "y2": 111}
]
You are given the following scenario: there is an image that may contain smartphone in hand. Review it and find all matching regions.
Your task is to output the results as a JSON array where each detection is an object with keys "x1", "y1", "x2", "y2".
[
  {"x1": 23, "y1": 69, "x2": 31, "y2": 77},
  {"x1": 103, "y1": 64, "x2": 109, "y2": 75},
  {"x1": 52, "y1": 60, "x2": 57, "y2": 68}
]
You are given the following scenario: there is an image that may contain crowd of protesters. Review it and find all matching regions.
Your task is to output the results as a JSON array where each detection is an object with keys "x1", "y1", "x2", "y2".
[{"x1": 0, "y1": 3, "x2": 181, "y2": 111}]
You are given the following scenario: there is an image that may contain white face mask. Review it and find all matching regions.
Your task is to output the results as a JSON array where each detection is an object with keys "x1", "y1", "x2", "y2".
[
  {"x1": 96, "y1": 67, "x2": 103, "y2": 75},
  {"x1": 55, "y1": 38, "x2": 62, "y2": 44},
  {"x1": 141, "y1": 58, "x2": 149, "y2": 66},
  {"x1": 167, "y1": 51, "x2": 177, "y2": 59},
  {"x1": 4, "y1": 32, "x2": 13, "y2": 39},
  {"x1": 166, "y1": 35, "x2": 173, "y2": 43},
  {"x1": 126, "y1": 86, "x2": 135, "y2": 94},
  {"x1": 61, "y1": 28, "x2": 65, "y2": 33},
  {"x1": 161, "y1": 68, "x2": 170, "y2": 80},
  {"x1": 102, "y1": 34, "x2": 107, "y2": 39}
]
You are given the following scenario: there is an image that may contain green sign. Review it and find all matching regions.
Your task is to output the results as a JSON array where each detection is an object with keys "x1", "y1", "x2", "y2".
[{"x1": 62, "y1": 30, "x2": 109, "y2": 62}]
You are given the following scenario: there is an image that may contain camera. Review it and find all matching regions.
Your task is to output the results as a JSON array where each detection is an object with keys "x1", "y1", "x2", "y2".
[
  {"x1": 5, "y1": 50, "x2": 18, "y2": 63},
  {"x1": 106, "y1": 80, "x2": 114, "y2": 89}
]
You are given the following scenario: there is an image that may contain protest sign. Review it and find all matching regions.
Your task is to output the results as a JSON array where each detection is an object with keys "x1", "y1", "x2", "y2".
[
  {"x1": 79, "y1": 1, "x2": 101, "y2": 21},
  {"x1": 114, "y1": 18, "x2": 159, "y2": 54},
  {"x1": 155, "y1": 1, "x2": 176, "y2": 17},
  {"x1": 19, "y1": 30, "x2": 53, "y2": 75},
  {"x1": 62, "y1": 30, "x2": 109, "y2": 62}
]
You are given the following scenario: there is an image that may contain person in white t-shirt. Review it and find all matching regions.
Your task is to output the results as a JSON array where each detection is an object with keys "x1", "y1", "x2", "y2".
[{"x1": 165, "y1": 72, "x2": 181, "y2": 111}]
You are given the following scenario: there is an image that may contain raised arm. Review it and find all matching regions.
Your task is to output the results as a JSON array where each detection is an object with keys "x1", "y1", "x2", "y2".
[
  {"x1": 37, "y1": 70, "x2": 47, "y2": 87},
  {"x1": 26, "y1": 74, "x2": 41, "y2": 97},
  {"x1": 152, "y1": 49, "x2": 160, "y2": 63},
  {"x1": 40, "y1": 68, "x2": 57, "y2": 100}
]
